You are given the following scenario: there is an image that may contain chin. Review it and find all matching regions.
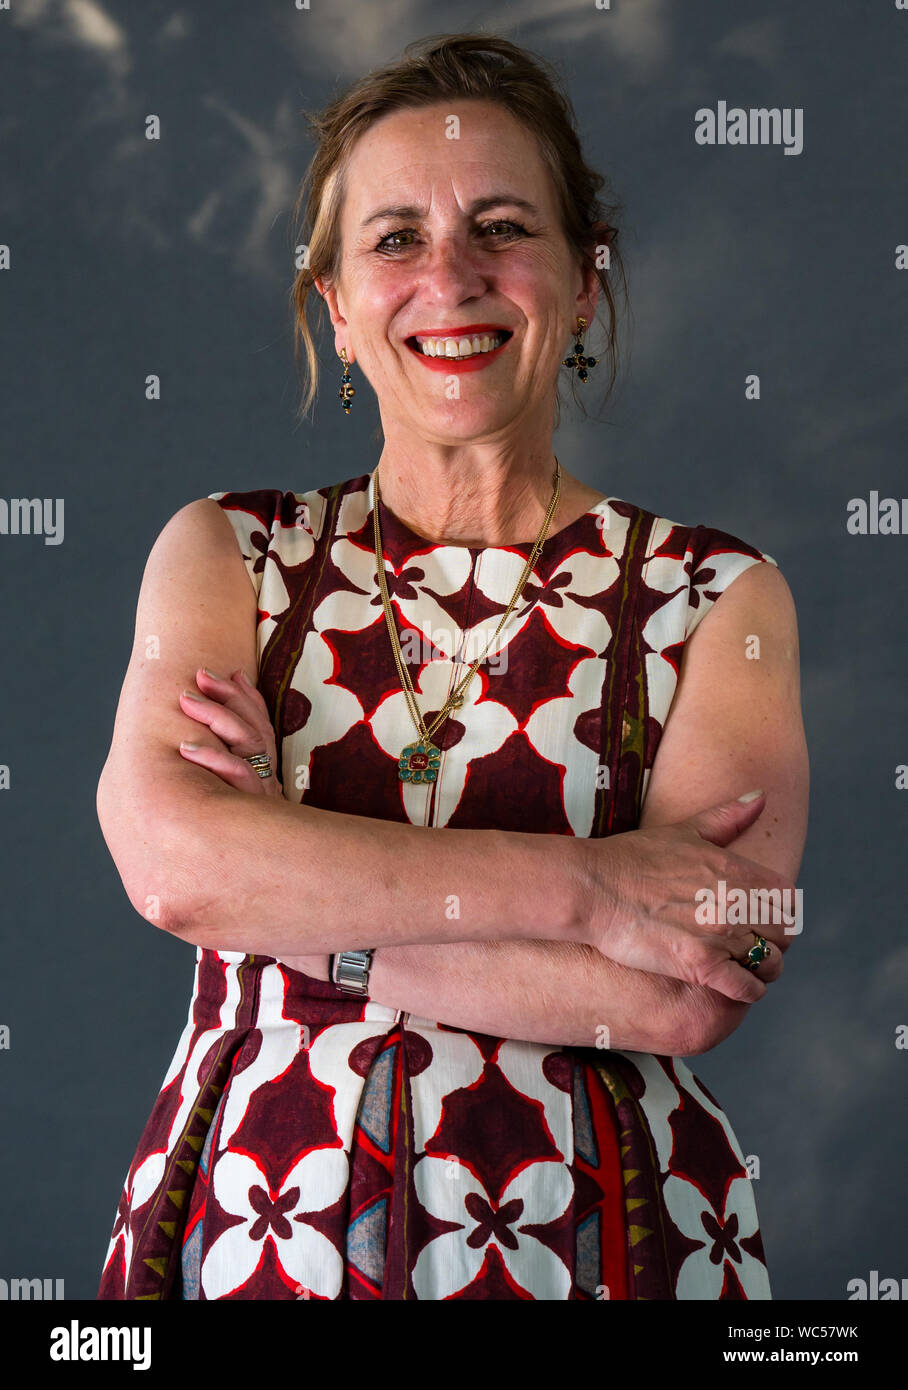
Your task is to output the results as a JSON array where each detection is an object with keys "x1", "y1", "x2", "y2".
[{"x1": 410, "y1": 403, "x2": 520, "y2": 439}]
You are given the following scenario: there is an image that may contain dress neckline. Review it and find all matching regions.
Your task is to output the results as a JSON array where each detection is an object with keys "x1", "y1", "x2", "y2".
[{"x1": 368, "y1": 471, "x2": 612, "y2": 558}]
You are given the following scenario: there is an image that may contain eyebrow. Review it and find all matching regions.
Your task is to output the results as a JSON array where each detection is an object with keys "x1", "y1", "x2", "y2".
[{"x1": 360, "y1": 194, "x2": 541, "y2": 228}]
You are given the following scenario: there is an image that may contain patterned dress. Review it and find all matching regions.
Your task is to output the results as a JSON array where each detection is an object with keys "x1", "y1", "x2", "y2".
[{"x1": 98, "y1": 469, "x2": 778, "y2": 1300}]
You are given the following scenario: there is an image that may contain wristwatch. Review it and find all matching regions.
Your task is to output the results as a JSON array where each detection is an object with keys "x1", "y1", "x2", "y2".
[{"x1": 331, "y1": 949, "x2": 374, "y2": 995}]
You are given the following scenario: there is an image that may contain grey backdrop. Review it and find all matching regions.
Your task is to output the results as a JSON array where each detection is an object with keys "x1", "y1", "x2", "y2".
[{"x1": 1, "y1": 0, "x2": 905, "y2": 1300}]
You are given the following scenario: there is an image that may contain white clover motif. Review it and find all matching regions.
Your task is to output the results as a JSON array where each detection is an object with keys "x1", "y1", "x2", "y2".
[
  {"x1": 412, "y1": 1155, "x2": 573, "y2": 1300},
  {"x1": 662, "y1": 1173, "x2": 770, "y2": 1299},
  {"x1": 201, "y1": 1148, "x2": 348, "y2": 1300}
]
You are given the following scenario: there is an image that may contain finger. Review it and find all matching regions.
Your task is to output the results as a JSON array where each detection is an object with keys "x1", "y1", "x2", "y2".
[
  {"x1": 179, "y1": 689, "x2": 264, "y2": 753},
  {"x1": 193, "y1": 668, "x2": 273, "y2": 734},
  {"x1": 736, "y1": 941, "x2": 782, "y2": 983},
  {"x1": 689, "y1": 791, "x2": 766, "y2": 849},
  {"x1": 660, "y1": 928, "x2": 772, "y2": 1003},
  {"x1": 717, "y1": 913, "x2": 793, "y2": 956},
  {"x1": 193, "y1": 669, "x2": 278, "y2": 759},
  {"x1": 697, "y1": 954, "x2": 769, "y2": 1004},
  {"x1": 196, "y1": 667, "x2": 272, "y2": 729},
  {"x1": 712, "y1": 925, "x2": 783, "y2": 982},
  {"x1": 196, "y1": 667, "x2": 266, "y2": 721},
  {"x1": 232, "y1": 668, "x2": 268, "y2": 702},
  {"x1": 179, "y1": 741, "x2": 274, "y2": 793},
  {"x1": 682, "y1": 865, "x2": 798, "y2": 954}
]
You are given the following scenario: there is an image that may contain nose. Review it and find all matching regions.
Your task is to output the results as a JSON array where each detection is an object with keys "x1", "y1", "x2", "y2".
[{"x1": 419, "y1": 231, "x2": 489, "y2": 305}]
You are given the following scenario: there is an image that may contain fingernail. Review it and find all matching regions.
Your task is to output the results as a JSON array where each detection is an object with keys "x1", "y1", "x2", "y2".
[
  {"x1": 181, "y1": 689, "x2": 203, "y2": 700},
  {"x1": 239, "y1": 669, "x2": 254, "y2": 685},
  {"x1": 737, "y1": 789, "x2": 764, "y2": 803},
  {"x1": 180, "y1": 741, "x2": 200, "y2": 750},
  {"x1": 202, "y1": 667, "x2": 223, "y2": 680}
]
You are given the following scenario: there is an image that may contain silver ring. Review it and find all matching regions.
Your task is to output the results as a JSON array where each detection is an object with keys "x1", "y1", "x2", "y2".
[{"x1": 242, "y1": 752, "x2": 273, "y2": 780}]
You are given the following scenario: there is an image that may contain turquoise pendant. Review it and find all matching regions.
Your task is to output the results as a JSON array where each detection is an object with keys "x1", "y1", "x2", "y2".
[{"x1": 399, "y1": 739, "x2": 441, "y2": 783}]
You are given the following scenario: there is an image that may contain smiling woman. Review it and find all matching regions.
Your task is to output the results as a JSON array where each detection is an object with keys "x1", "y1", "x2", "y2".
[
  {"x1": 303, "y1": 103, "x2": 617, "y2": 525},
  {"x1": 290, "y1": 44, "x2": 627, "y2": 440},
  {"x1": 96, "y1": 32, "x2": 807, "y2": 1302}
]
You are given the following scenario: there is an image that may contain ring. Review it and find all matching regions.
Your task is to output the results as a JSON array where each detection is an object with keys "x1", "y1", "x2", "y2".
[
  {"x1": 738, "y1": 933, "x2": 772, "y2": 972},
  {"x1": 242, "y1": 752, "x2": 273, "y2": 780}
]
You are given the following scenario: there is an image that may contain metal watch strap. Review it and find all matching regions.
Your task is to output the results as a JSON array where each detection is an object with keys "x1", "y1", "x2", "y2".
[{"x1": 332, "y1": 949, "x2": 374, "y2": 995}]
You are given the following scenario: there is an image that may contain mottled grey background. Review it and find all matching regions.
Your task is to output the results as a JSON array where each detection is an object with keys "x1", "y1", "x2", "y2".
[{"x1": 0, "y1": 0, "x2": 905, "y2": 1300}]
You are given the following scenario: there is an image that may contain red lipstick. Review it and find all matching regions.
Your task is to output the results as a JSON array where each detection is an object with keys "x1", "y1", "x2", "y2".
[
  {"x1": 405, "y1": 326, "x2": 513, "y2": 373},
  {"x1": 410, "y1": 323, "x2": 511, "y2": 336}
]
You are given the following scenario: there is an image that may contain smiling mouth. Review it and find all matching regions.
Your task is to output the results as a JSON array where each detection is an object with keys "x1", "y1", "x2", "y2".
[{"x1": 406, "y1": 330, "x2": 513, "y2": 359}]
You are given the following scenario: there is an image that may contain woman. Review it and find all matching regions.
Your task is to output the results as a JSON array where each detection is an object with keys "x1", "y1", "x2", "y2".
[{"x1": 96, "y1": 33, "x2": 807, "y2": 1300}]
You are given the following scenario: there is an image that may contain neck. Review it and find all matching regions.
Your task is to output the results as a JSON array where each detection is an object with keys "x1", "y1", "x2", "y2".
[{"x1": 374, "y1": 438, "x2": 600, "y2": 548}]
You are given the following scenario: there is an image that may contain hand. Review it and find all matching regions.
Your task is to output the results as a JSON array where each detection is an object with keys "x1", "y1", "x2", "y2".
[
  {"x1": 178, "y1": 667, "x2": 329, "y2": 982},
  {"x1": 178, "y1": 667, "x2": 284, "y2": 797},
  {"x1": 584, "y1": 792, "x2": 797, "y2": 1004}
]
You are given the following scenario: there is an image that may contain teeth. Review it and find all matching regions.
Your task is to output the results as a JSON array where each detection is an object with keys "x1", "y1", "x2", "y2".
[{"x1": 415, "y1": 332, "x2": 506, "y2": 358}]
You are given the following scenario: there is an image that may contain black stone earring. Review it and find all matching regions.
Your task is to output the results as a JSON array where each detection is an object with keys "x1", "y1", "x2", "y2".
[
  {"x1": 338, "y1": 348, "x2": 355, "y2": 414},
  {"x1": 563, "y1": 317, "x2": 597, "y2": 382}
]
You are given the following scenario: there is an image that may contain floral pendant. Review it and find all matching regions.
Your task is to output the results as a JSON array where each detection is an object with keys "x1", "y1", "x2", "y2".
[{"x1": 399, "y1": 739, "x2": 442, "y2": 783}]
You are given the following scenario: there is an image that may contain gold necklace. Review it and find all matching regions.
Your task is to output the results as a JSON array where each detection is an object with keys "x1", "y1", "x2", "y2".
[{"x1": 373, "y1": 458, "x2": 563, "y2": 783}]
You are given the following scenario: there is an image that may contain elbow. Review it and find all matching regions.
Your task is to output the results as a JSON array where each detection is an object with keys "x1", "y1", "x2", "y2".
[
  {"x1": 96, "y1": 769, "x2": 204, "y2": 941},
  {"x1": 124, "y1": 878, "x2": 198, "y2": 940},
  {"x1": 666, "y1": 995, "x2": 751, "y2": 1057},
  {"x1": 126, "y1": 827, "x2": 209, "y2": 943}
]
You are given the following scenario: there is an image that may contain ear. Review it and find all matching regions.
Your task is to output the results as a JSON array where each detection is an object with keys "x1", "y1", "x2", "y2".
[
  {"x1": 314, "y1": 276, "x2": 352, "y2": 361},
  {"x1": 572, "y1": 220, "x2": 613, "y2": 328}
]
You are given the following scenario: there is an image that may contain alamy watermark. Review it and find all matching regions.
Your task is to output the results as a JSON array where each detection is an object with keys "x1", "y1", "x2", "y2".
[
  {"x1": 694, "y1": 880, "x2": 803, "y2": 935},
  {"x1": 0, "y1": 498, "x2": 64, "y2": 544},
  {"x1": 694, "y1": 101, "x2": 803, "y2": 156},
  {"x1": 1, "y1": 1275, "x2": 64, "y2": 1299}
]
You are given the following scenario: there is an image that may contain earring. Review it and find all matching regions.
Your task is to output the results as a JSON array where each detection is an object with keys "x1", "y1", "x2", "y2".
[
  {"x1": 338, "y1": 348, "x2": 355, "y2": 414},
  {"x1": 562, "y1": 317, "x2": 597, "y2": 382}
]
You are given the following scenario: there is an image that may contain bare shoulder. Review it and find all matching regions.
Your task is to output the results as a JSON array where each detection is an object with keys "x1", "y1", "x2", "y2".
[
  {"x1": 146, "y1": 495, "x2": 246, "y2": 570},
  {"x1": 134, "y1": 496, "x2": 260, "y2": 621},
  {"x1": 687, "y1": 560, "x2": 800, "y2": 667}
]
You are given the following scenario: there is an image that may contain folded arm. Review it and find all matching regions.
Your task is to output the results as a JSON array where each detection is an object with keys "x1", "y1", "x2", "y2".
[
  {"x1": 98, "y1": 503, "x2": 806, "y2": 1055},
  {"x1": 348, "y1": 561, "x2": 808, "y2": 1055},
  {"x1": 365, "y1": 938, "x2": 751, "y2": 1054}
]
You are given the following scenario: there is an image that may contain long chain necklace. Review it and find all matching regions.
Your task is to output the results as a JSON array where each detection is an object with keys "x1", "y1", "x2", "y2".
[{"x1": 373, "y1": 458, "x2": 562, "y2": 783}]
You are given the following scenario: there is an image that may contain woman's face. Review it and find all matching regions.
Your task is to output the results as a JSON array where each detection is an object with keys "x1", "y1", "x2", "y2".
[{"x1": 321, "y1": 100, "x2": 597, "y2": 445}]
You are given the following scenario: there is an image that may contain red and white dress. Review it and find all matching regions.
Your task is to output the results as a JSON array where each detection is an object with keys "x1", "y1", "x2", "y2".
[{"x1": 98, "y1": 470, "x2": 778, "y2": 1300}]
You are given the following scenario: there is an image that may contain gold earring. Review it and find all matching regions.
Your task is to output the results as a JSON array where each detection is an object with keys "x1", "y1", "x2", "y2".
[
  {"x1": 562, "y1": 316, "x2": 597, "y2": 382},
  {"x1": 338, "y1": 347, "x2": 355, "y2": 415}
]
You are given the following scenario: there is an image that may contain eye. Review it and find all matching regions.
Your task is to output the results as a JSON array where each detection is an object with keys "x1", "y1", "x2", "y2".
[
  {"x1": 375, "y1": 228, "x2": 418, "y2": 252},
  {"x1": 374, "y1": 219, "x2": 529, "y2": 254},
  {"x1": 479, "y1": 219, "x2": 528, "y2": 240}
]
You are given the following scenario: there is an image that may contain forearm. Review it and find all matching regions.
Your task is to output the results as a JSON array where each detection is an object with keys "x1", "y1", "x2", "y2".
[
  {"x1": 366, "y1": 937, "x2": 749, "y2": 1054},
  {"x1": 146, "y1": 774, "x2": 589, "y2": 956}
]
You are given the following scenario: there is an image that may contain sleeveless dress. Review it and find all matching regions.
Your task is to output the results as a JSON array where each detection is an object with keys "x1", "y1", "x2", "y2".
[{"x1": 98, "y1": 470, "x2": 778, "y2": 1301}]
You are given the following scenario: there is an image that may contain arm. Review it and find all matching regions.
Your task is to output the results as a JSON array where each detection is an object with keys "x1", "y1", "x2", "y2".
[
  {"x1": 98, "y1": 504, "x2": 802, "y2": 1049},
  {"x1": 367, "y1": 939, "x2": 750, "y2": 1054},
  {"x1": 173, "y1": 558, "x2": 807, "y2": 1054},
  {"x1": 97, "y1": 499, "x2": 587, "y2": 953},
  {"x1": 368, "y1": 562, "x2": 807, "y2": 1053}
]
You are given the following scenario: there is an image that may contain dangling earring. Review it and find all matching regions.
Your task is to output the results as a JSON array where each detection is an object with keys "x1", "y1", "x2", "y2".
[
  {"x1": 563, "y1": 316, "x2": 597, "y2": 382},
  {"x1": 338, "y1": 347, "x2": 355, "y2": 414}
]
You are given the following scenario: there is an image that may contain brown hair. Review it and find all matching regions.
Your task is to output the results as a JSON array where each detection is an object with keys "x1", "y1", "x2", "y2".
[{"x1": 288, "y1": 32, "x2": 629, "y2": 424}]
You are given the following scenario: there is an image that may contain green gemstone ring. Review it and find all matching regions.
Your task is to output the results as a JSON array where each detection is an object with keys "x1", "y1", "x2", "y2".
[{"x1": 741, "y1": 934, "x2": 771, "y2": 972}]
